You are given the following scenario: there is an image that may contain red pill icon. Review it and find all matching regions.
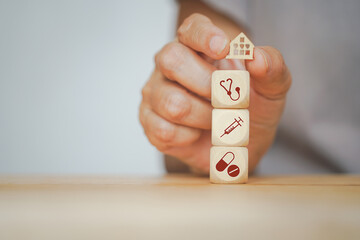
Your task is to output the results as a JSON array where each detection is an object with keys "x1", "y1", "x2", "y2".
[
  {"x1": 216, "y1": 152, "x2": 235, "y2": 172},
  {"x1": 227, "y1": 164, "x2": 240, "y2": 177},
  {"x1": 216, "y1": 151, "x2": 240, "y2": 177}
]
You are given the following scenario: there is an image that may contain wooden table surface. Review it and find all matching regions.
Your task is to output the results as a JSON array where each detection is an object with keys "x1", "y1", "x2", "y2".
[{"x1": 0, "y1": 174, "x2": 359, "y2": 240}]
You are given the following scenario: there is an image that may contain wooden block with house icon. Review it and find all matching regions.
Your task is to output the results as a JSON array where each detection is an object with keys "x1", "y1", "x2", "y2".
[{"x1": 226, "y1": 32, "x2": 254, "y2": 60}]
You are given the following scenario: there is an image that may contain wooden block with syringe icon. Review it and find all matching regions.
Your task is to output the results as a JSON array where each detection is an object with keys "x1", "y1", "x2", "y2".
[{"x1": 211, "y1": 109, "x2": 249, "y2": 146}]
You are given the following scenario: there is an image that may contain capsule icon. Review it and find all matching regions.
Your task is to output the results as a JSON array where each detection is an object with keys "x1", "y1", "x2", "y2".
[{"x1": 216, "y1": 152, "x2": 235, "y2": 172}]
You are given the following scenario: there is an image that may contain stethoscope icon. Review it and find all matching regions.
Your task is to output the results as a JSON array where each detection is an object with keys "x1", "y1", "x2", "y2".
[
  {"x1": 216, "y1": 152, "x2": 240, "y2": 177},
  {"x1": 219, "y1": 78, "x2": 240, "y2": 101}
]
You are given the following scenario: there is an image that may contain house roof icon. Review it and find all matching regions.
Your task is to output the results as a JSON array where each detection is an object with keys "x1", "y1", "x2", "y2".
[{"x1": 226, "y1": 32, "x2": 254, "y2": 60}]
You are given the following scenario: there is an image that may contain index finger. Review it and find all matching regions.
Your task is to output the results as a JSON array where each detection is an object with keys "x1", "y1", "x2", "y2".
[{"x1": 177, "y1": 13, "x2": 230, "y2": 60}]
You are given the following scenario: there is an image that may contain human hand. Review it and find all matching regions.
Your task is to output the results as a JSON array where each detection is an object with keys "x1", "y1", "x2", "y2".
[{"x1": 139, "y1": 14, "x2": 291, "y2": 174}]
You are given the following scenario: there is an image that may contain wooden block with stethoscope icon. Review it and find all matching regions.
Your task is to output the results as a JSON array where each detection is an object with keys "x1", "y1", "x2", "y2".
[
  {"x1": 211, "y1": 70, "x2": 250, "y2": 108},
  {"x1": 210, "y1": 32, "x2": 253, "y2": 184}
]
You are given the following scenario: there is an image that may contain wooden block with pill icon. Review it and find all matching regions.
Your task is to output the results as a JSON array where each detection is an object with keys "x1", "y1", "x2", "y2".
[
  {"x1": 210, "y1": 146, "x2": 248, "y2": 184},
  {"x1": 211, "y1": 109, "x2": 249, "y2": 147},
  {"x1": 211, "y1": 70, "x2": 250, "y2": 108}
]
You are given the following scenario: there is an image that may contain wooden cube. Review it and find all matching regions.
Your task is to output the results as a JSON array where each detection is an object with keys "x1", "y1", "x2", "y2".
[
  {"x1": 212, "y1": 109, "x2": 249, "y2": 146},
  {"x1": 210, "y1": 146, "x2": 248, "y2": 184},
  {"x1": 211, "y1": 70, "x2": 250, "y2": 108}
]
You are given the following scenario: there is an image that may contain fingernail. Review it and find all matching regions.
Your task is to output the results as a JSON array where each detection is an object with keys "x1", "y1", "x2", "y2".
[
  {"x1": 257, "y1": 48, "x2": 272, "y2": 72},
  {"x1": 210, "y1": 36, "x2": 227, "y2": 55}
]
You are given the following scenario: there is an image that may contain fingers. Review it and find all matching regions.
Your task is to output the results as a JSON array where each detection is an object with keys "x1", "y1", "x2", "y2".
[
  {"x1": 155, "y1": 42, "x2": 215, "y2": 98},
  {"x1": 139, "y1": 103, "x2": 201, "y2": 151},
  {"x1": 177, "y1": 13, "x2": 230, "y2": 60},
  {"x1": 246, "y1": 46, "x2": 292, "y2": 100},
  {"x1": 149, "y1": 76, "x2": 212, "y2": 129}
]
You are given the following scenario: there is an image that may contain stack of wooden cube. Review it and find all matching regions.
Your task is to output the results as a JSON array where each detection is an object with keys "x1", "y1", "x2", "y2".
[{"x1": 210, "y1": 33, "x2": 254, "y2": 184}]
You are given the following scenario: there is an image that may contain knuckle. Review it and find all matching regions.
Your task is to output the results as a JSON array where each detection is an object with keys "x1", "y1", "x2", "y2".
[
  {"x1": 138, "y1": 110, "x2": 146, "y2": 128},
  {"x1": 143, "y1": 122, "x2": 170, "y2": 152},
  {"x1": 149, "y1": 136, "x2": 168, "y2": 151},
  {"x1": 155, "y1": 42, "x2": 185, "y2": 78},
  {"x1": 184, "y1": 128, "x2": 202, "y2": 144},
  {"x1": 177, "y1": 23, "x2": 187, "y2": 40},
  {"x1": 147, "y1": 135, "x2": 169, "y2": 152},
  {"x1": 138, "y1": 104, "x2": 149, "y2": 128},
  {"x1": 163, "y1": 92, "x2": 191, "y2": 121},
  {"x1": 141, "y1": 85, "x2": 151, "y2": 99},
  {"x1": 155, "y1": 121, "x2": 176, "y2": 143},
  {"x1": 138, "y1": 110, "x2": 144, "y2": 127},
  {"x1": 155, "y1": 145, "x2": 170, "y2": 152}
]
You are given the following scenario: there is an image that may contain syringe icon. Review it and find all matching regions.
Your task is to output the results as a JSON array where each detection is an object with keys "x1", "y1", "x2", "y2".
[{"x1": 220, "y1": 116, "x2": 244, "y2": 138}]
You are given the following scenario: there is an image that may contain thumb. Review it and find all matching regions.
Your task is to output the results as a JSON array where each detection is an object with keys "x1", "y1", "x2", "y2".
[{"x1": 246, "y1": 47, "x2": 292, "y2": 100}]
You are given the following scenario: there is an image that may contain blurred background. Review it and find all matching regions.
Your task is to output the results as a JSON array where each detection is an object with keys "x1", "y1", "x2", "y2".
[
  {"x1": 0, "y1": 0, "x2": 177, "y2": 175},
  {"x1": 1, "y1": 0, "x2": 359, "y2": 175}
]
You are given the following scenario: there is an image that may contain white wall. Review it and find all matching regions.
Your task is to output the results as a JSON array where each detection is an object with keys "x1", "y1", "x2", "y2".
[{"x1": 0, "y1": 0, "x2": 177, "y2": 175}]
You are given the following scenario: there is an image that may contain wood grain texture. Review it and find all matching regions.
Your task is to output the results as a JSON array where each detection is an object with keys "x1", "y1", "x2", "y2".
[{"x1": 0, "y1": 175, "x2": 359, "y2": 240}]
